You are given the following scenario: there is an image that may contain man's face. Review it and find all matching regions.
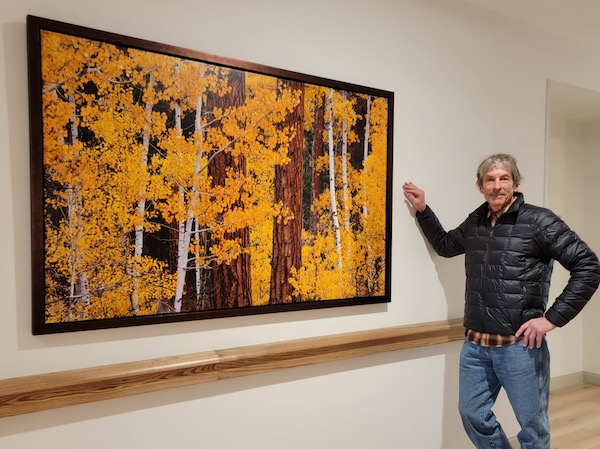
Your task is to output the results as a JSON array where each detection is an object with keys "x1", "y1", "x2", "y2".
[{"x1": 479, "y1": 165, "x2": 518, "y2": 213}]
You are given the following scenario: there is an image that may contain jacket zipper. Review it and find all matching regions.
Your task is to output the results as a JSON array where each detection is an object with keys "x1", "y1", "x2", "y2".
[{"x1": 482, "y1": 221, "x2": 494, "y2": 330}]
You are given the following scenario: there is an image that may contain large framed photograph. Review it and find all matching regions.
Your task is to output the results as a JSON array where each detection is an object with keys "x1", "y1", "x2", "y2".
[{"x1": 27, "y1": 15, "x2": 394, "y2": 334}]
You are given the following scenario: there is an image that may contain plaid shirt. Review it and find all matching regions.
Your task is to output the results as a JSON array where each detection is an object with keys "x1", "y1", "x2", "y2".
[{"x1": 465, "y1": 328, "x2": 523, "y2": 347}]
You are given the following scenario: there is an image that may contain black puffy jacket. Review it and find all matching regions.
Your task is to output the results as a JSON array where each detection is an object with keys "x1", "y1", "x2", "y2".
[{"x1": 416, "y1": 192, "x2": 600, "y2": 335}]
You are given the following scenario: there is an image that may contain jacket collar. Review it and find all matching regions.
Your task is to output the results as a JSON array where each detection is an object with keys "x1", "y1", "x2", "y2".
[{"x1": 473, "y1": 192, "x2": 524, "y2": 217}]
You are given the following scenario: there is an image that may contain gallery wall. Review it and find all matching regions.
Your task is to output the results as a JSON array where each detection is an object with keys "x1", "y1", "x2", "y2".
[
  {"x1": 1, "y1": 0, "x2": 600, "y2": 447},
  {"x1": 546, "y1": 82, "x2": 600, "y2": 380},
  {"x1": 546, "y1": 114, "x2": 589, "y2": 381},
  {"x1": 584, "y1": 129, "x2": 600, "y2": 377}
]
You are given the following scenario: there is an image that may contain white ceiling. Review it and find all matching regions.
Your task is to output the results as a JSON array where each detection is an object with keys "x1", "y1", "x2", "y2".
[{"x1": 459, "y1": 0, "x2": 600, "y2": 123}]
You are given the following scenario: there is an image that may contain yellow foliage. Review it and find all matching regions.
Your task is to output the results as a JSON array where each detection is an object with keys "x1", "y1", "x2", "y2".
[{"x1": 40, "y1": 30, "x2": 390, "y2": 322}]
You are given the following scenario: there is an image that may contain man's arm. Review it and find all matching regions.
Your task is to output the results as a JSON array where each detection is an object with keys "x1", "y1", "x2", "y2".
[
  {"x1": 403, "y1": 181, "x2": 466, "y2": 258},
  {"x1": 518, "y1": 212, "x2": 600, "y2": 348}
]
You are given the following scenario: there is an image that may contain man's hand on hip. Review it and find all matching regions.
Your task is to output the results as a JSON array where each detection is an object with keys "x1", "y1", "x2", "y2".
[{"x1": 516, "y1": 317, "x2": 557, "y2": 349}]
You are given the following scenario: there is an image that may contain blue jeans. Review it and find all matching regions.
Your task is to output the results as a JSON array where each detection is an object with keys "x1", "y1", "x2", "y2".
[{"x1": 458, "y1": 339, "x2": 550, "y2": 449}]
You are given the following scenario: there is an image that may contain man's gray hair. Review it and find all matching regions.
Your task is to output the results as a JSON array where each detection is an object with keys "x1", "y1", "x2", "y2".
[{"x1": 476, "y1": 153, "x2": 523, "y2": 188}]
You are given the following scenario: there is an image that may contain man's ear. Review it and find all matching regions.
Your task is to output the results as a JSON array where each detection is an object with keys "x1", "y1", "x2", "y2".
[{"x1": 514, "y1": 184, "x2": 519, "y2": 192}]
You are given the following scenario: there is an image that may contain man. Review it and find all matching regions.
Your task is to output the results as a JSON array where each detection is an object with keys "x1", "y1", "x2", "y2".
[{"x1": 402, "y1": 153, "x2": 600, "y2": 449}]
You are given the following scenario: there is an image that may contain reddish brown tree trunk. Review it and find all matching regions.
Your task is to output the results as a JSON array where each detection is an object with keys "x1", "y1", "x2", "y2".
[
  {"x1": 207, "y1": 69, "x2": 251, "y2": 309},
  {"x1": 270, "y1": 80, "x2": 305, "y2": 304}
]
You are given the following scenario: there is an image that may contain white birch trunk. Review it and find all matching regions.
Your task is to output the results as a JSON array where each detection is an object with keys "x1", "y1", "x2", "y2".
[
  {"x1": 67, "y1": 187, "x2": 77, "y2": 321},
  {"x1": 174, "y1": 209, "x2": 195, "y2": 312},
  {"x1": 174, "y1": 73, "x2": 205, "y2": 312},
  {"x1": 194, "y1": 218, "x2": 202, "y2": 303},
  {"x1": 65, "y1": 94, "x2": 89, "y2": 319},
  {"x1": 328, "y1": 89, "x2": 342, "y2": 269},
  {"x1": 363, "y1": 95, "x2": 375, "y2": 295},
  {"x1": 173, "y1": 91, "x2": 189, "y2": 312},
  {"x1": 341, "y1": 92, "x2": 350, "y2": 232},
  {"x1": 67, "y1": 96, "x2": 78, "y2": 319},
  {"x1": 131, "y1": 74, "x2": 154, "y2": 315},
  {"x1": 362, "y1": 95, "x2": 371, "y2": 220},
  {"x1": 194, "y1": 94, "x2": 203, "y2": 303}
]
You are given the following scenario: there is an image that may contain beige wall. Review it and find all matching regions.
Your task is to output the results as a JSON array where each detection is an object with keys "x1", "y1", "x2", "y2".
[
  {"x1": 546, "y1": 117, "x2": 587, "y2": 379},
  {"x1": 1, "y1": 0, "x2": 600, "y2": 447},
  {"x1": 546, "y1": 108, "x2": 600, "y2": 379},
  {"x1": 583, "y1": 126, "x2": 600, "y2": 376}
]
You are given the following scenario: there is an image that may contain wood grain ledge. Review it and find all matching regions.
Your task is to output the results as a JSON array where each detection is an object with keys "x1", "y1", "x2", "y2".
[{"x1": 0, "y1": 318, "x2": 464, "y2": 418}]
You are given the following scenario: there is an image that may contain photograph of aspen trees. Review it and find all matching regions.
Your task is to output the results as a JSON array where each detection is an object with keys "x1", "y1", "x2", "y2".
[{"x1": 28, "y1": 17, "x2": 393, "y2": 333}]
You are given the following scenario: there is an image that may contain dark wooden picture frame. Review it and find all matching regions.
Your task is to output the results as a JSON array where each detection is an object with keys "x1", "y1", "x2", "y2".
[{"x1": 27, "y1": 15, "x2": 394, "y2": 334}]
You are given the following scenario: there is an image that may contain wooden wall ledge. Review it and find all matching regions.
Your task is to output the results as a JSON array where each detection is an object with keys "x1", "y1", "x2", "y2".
[{"x1": 0, "y1": 318, "x2": 464, "y2": 418}]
